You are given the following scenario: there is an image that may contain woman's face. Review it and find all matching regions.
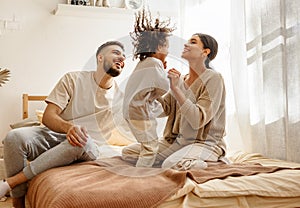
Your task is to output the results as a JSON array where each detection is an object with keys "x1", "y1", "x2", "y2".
[{"x1": 181, "y1": 35, "x2": 206, "y2": 61}]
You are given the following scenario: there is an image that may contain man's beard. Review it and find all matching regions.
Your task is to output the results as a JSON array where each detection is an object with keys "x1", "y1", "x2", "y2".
[
  {"x1": 104, "y1": 61, "x2": 121, "y2": 77},
  {"x1": 106, "y1": 67, "x2": 121, "y2": 77}
]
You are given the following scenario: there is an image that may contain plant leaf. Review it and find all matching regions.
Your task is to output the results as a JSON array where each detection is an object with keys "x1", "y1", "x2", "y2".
[{"x1": 0, "y1": 68, "x2": 11, "y2": 87}]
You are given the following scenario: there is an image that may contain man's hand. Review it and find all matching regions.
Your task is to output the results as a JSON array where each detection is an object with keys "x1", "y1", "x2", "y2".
[{"x1": 66, "y1": 125, "x2": 88, "y2": 147}]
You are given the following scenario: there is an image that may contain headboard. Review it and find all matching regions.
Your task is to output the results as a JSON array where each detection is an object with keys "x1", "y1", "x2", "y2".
[{"x1": 22, "y1": 94, "x2": 47, "y2": 119}]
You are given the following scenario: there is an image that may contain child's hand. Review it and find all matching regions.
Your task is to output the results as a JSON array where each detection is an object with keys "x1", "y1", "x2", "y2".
[
  {"x1": 168, "y1": 68, "x2": 181, "y2": 76},
  {"x1": 167, "y1": 68, "x2": 181, "y2": 89}
]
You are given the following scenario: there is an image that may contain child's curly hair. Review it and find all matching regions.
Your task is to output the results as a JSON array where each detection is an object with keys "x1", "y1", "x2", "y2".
[{"x1": 130, "y1": 9, "x2": 176, "y2": 61}]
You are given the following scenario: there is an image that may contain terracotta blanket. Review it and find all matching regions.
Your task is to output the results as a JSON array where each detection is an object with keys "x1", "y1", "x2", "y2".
[
  {"x1": 27, "y1": 157, "x2": 298, "y2": 208},
  {"x1": 27, "y1": 157, "x2": 187, "y2": 208}
]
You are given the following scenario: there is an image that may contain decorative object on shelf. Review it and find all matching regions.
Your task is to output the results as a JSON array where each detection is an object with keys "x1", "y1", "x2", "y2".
[
  {"x1": 89, "y1": 0, "x2": 96, "y2": 6},
  {"x1": 70, "y1": 0, "x2": 90, "y2": 6},
  {"x1": 95, "y1": 0, "x2": 110, "y2": 7},
  {"x1": 95, "y1": 0, "x2": 102, "y2": 6},
  {"x1": 125, "y1": 0, "x2": 143, "y2": 10},
  {"x1": 0, "y1": 68, "x2": 10, "y2": 87},
  {"x1": 109, "y1": 0, "x2": 125, "y2": 8},
  {"x1": 102, "y1": 0, "x2": 110, "y2": 7}
]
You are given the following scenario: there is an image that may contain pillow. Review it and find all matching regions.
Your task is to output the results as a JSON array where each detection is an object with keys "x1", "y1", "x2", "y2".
[
  {"x1": 10, "y1": 109, "x2": 44, "y2": 129},
  {"x1": 35, "y1": 110, "x2": 44, "y2": 123},
  {"x1": 10, "y1": 117, "x2": 41, "y2": 129}
]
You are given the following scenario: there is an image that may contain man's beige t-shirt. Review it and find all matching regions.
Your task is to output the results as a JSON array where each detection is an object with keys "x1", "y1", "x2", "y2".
[{"x1": 46, "y1": 71, "x2": 123, "y2": 146}]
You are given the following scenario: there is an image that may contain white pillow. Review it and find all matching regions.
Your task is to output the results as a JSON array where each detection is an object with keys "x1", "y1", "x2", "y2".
[{"x1": 10, "y1": 117, "x2": 41, "y2": 129}]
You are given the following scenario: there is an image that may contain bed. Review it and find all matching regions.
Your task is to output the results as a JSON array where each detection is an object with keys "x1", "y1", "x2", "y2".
[
  {"x1": 21, "y1": 94, "x2": 300, "y2": 208},
  {"x1": 26, "y1": 150, "x2": 300, "y2": 208}
]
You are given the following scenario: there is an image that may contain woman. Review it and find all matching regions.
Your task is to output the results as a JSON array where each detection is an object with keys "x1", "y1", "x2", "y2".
[{"x1": 122, "y1": 33, "x2": 229, "y2": 170}]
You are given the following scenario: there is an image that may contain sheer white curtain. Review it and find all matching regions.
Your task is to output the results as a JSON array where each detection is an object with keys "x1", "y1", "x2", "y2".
[
  {"x1": 231, "y1": 0, "x2": 300, "y2": 162},
  {"x1": 181, "y1": 0, "x2": 300, "y2": 162}
]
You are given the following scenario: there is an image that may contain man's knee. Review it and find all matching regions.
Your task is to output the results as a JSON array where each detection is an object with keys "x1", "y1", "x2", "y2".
[
  {"x1": 3, "y1": 128, "x2": 27, "y2": 147},
  {"x1": 59, "y1": 140, "x2": 87, "y2": 159}
]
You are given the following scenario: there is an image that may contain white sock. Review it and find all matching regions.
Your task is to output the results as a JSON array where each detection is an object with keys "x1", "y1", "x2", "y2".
[{"x1": 0, "y1": 180, "x2": 11, "y2": 198}]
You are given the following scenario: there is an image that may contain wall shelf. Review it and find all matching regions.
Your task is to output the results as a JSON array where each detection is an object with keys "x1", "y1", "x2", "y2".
[{"x1": 53, "y1": 4, "x2": 135, "y2": 18}]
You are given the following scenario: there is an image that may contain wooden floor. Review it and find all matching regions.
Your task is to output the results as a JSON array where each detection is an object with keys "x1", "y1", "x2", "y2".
[
  {"x1": 0, "y1": 196, "x2": 13, "y2": 208},
  {"x1": 0, "y1": 196, "x2": 31, "y2": 208}
]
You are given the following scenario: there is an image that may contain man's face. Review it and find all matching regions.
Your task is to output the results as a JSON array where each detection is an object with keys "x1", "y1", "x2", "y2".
[{"x1": 101, "y1": 45, "x2": 126, "y2": 77}]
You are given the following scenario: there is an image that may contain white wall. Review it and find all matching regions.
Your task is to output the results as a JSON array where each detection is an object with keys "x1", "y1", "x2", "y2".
[{"x1": 0, "y1": 0, "x2": 180, "y2": 141}]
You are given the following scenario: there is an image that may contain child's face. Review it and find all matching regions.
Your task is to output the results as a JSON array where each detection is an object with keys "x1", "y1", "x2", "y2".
[
  {"x1": 160, "y1": 39, "x2": 169, "y2": 56},
  {"x1": 157, "y1": 39, "x2": 169, "y2": 63}
]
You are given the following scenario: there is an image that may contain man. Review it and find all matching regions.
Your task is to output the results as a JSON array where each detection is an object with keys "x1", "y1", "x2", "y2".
[{"x1": 1, "y1": 41, "x2": 126, "y2": 208}]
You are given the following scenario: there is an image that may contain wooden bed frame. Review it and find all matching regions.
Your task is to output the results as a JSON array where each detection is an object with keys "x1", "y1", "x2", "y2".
[{"x1": 22, "y1": 94, "x2": 47, "y2": 119}]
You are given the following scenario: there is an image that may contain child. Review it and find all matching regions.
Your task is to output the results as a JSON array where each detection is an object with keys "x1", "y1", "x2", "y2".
[{"x1": 123, "y1": 9, "x2": 175, "y2": 167}]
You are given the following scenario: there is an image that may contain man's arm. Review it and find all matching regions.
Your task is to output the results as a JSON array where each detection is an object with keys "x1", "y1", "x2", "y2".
[{"x1": 42, "y1": 103, "x2": 88, "y2": 147}]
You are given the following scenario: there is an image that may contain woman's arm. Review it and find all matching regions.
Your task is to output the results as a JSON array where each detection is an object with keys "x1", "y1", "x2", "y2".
[{"x1": 167, "y1": 69, "x2": 225, "y2": 130}]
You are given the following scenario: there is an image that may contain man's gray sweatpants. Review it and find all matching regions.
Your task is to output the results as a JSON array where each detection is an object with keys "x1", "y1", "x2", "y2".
[{"x1": 2, "y1": 126, "x2": 97, "y2": 198}]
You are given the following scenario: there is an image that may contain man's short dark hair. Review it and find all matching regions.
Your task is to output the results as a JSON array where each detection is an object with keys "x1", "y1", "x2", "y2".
[{"x1": 96, "y1": 41, "x2": 124, "y2": 57}]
